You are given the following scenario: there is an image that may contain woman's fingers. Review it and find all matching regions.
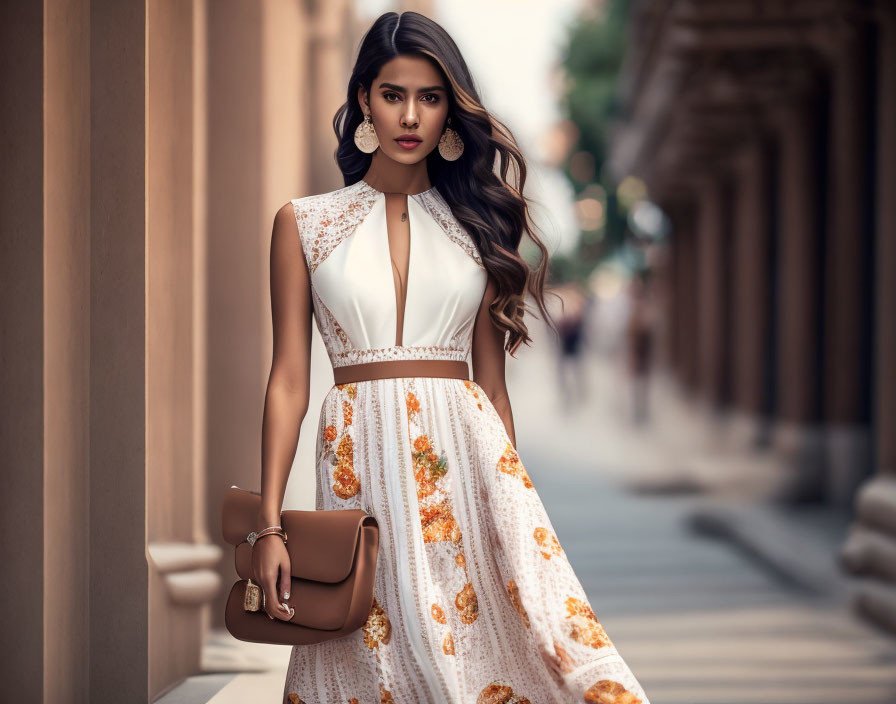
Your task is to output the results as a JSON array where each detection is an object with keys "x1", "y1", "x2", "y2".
[
  {"x1": 254, "y1": 539, "x2": 294, "y2": 621},
  {"x1": 280, "y1": 557, "x2": 292, "y2": 603},
  {"x1": 259, "y1": 570, "x2": 277, "y2": 620},
  {"x1": 277, "y1": 559, "x2": 295, "y2": 621},
  {"x1": 262, "y1": 574, "x2": 293, "y2": 621}
]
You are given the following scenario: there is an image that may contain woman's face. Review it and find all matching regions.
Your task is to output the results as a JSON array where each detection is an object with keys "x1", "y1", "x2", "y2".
[{"x1": 358, "y1": 55, "x2": 450, "y2": 164}]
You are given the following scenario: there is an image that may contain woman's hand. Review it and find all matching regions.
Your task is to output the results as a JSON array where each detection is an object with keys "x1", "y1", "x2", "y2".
[{"x1": 251, "y1": 532, "x2": 295, "y2": 622}]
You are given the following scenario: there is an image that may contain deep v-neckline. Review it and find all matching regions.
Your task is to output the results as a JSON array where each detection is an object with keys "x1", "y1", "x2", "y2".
[
  {"x1": 383, "y1": 192, "x2": 412, "y2": 347},
  {"x1": 355, "y1": 179, "x2": 442, "y2": 348}
]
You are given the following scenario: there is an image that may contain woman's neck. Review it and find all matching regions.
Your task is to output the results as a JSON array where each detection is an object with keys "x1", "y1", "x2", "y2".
[{"x1": 362, "y1": 155, "x2": 431, "y2": 195}]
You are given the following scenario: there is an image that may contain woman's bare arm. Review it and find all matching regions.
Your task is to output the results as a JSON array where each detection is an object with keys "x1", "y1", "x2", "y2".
[
  {"x1": 257, "y1": 201, "x2": 313, "y2": 529},
  {"x1": 471, "y1": 274, "x2": 517, "y2": 448}
]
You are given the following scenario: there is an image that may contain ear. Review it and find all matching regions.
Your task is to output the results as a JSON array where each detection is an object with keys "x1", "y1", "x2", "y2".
[{"x1": 356, "y1": 84, "x2": 369, "y2": 114}]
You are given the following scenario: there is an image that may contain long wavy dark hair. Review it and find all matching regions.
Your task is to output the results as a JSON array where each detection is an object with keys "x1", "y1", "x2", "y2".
[{"x1": 332, "y1": 11, "x2": 557, "y2": 356}]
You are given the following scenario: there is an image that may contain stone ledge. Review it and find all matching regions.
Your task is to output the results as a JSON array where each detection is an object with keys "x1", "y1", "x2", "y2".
[
  {"x1": 685, "y1": 498, "x2": 859, "y2": 601},
  {"x1": 148, "y1": 541, "x2": 223, "y2": 573},
  {"x1": 852, "y1": 475, "x2": 896, "y2": 537},
  {"x1": 148, "y1": 541, "x2": 224, "y2": 605}
]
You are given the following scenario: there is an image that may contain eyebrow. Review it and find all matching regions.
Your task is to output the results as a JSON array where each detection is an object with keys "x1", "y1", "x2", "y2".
[{"x1": 378, "y1": 82, "x2": 445, "y2": 93}]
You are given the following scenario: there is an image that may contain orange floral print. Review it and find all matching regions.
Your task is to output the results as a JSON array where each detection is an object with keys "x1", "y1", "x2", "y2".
[
  {"x1": 583, "y1": 680, "x2": 643, "y2": 703},
  {"x1": 442, "y1": 630, "x2": 455, "y2": 655},
  {"x1": 348, "y1": 699, "x2": 359, "y2": 704},
  {"x1": 379, "y1": 683, "x2": 394, "y2": 703},
  {"x1": 420, "y1": 498, "x2": 462, "y2": 542},
  {"x1": 476, "y1": 682, "x2": 532, "y2": 704},
  {"x1": 554, "y1": 640, "x2": 576, "y2": 672},
  {"x1": 455, "y1": 581, "x2": 479, "y2": 624},
  {"x1": 406, "y1": 386, "x2": 479, "y2": 624},
  {"x1": 464, "y1": 380, "x2": 484, "y2": 410},
  {"x1": 497, "y1": 442, "x2": 533, "y2": 488},
  {"x1": 286, "y1": 694, "x2": 305, "y2": 704},
  {"x1": 533, "y1": 526, "x2": 564, "y2": 560},
  {"x1": 332, "y1": 433, "x2": 360, "y2": 499},
  {"x1": 506, "y1": 579, "x2": 530, "y2": 628},
  {"x1": 362, "y1": 597, "x2": 391, "y2": 649},
  {"x1": 431, "y1": 603, "x2": 446, "y2": 624},
  {"x1": 412, "y1": 433, "x2": 450, "y2": 503},
  {"x1": 406, "y1": 390, "x2": 420, "y2": 415},
  {"x1": 409, "y1": 432, "x2": 460, "y2": 540},
  {"x1": 322, "y1": 386, "x2": 360, "y2": 499},
  {"x1": 336, "y1": 381, "x2": 357, "y2": 400},
  {"x1": 565, "y1": 596, "x2": 613, "y2": 649}
]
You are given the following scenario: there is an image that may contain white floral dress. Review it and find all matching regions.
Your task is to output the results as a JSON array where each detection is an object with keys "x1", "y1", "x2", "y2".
[{"x1": 282, "y1": 179, "x2": 651, "y2": 704}]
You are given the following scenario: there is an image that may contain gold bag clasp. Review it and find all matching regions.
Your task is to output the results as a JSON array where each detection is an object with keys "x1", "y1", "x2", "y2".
[{"x1": 243, "y1": 578, "x2": 261, "y2": 612}]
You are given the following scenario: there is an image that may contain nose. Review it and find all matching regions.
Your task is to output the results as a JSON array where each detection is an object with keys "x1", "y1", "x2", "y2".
[{"x1": 401, "y1": 105, "x2": 419, "y2": 128}]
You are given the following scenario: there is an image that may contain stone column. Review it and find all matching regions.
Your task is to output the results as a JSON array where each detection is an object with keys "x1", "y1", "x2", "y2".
[
  {"x1": 0, "y1": 2, "x2": 87, "y2": 700},
  {"x1": 206, "y1": 0, "x2": 268, "y2": 635},
  {"x1": 676, "y1": 202, "x2": 699, "y2": 393},
  {"x1": 665, "y1": 206, "x2": 681, "y2": 374},
  {"x1": 308, "y1": 0, "x2": 355, "y2": 193},
  {"x1": 44, "y1": 0, "x2": 92, "y2": 697},
  {"x1": 822, "y1": 15, "x2": 875, "y2": 507},
  {"x1": 145, "y1": 0, "x2": 222, "y2": 698},
  {"x1": 765, "y1": 94, "x2": 826, "y2": 502},
  {"x1": 694, "y1": 174, "x2": 732, "y2": 412},
  {"x1": 729, "y1": 134, "x2": 775, "y2": 448},
  {"x1": 840, "y1": 1, "x2": 896, "y2": 635},
  {"x1": 663, "y1": 199, "x2": 690, "y2": 380},
  {"x1": 89, "y1": 0, "x2": 151, "y2": 700}
]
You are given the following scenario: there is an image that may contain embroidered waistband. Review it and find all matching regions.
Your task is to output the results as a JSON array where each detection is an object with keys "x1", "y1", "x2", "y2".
[{"x1": 332, "y1": 359, "x2": 470, "y2": 385}]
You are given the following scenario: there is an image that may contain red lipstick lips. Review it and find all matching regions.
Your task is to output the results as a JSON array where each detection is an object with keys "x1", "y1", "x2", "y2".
[{"x1": 395, "y1": 133, "x2": 423, "y2": 150}]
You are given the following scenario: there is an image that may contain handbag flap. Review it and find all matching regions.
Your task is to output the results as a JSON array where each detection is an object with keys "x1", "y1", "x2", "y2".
[{"x1": 222, "y1": 485, "x2": 373, "y2": 583}]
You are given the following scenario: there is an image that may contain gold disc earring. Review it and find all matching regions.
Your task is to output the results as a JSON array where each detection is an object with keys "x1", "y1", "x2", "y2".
[
  {"x1": 354, "y1": 112, "x2": 379, "y2": 153},
  {"x1": 438, "y1": 118, "x2": 464, "y2": 161}
]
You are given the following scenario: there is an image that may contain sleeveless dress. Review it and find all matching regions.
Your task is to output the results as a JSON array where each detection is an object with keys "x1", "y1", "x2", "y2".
[{"x1": 282, "y1": 179, "x2": 651, "y2": 704}]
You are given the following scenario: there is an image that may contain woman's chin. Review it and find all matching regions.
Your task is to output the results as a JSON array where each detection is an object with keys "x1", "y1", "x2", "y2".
[{"x1": 380, "y1": 141, "x2": 429, "y2": 160}]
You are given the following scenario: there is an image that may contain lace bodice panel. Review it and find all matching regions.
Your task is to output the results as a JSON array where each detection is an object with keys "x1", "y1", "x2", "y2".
[{"x1": 291, "y1": 180, "x2": 487, "y2": 369}]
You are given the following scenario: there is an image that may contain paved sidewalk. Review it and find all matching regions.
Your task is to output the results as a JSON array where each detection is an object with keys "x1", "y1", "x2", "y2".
[
  {"x1": 507, "y1": 322, "x2": 896, "y2": 704},
  {"x1": 164, "y1": 316, "x2": 896, "y2": 703}
]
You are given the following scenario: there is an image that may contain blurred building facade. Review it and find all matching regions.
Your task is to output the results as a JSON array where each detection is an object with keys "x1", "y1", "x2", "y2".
[
  {"x1": 609, "y1": 0, "x2": 896, "y2": 633},
  {"x1": 0, "y1": 0, "x2": 395, "y2": 700}
]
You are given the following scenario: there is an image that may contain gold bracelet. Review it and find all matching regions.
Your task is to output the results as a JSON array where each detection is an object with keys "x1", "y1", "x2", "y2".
[
  {"x1": 255, "y1": 531, "x2": 287, "y2": 546},
  {"x1": 247, "y1": 526, "x2": 286, "y2": 546}
]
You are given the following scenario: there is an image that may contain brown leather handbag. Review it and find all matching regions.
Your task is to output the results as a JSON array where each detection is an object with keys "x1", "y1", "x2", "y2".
[{"x1": 221, "y1": 485, "x2": 379, "y2": 645}]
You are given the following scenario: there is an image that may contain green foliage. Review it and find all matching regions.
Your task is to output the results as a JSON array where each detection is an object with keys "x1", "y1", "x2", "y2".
[{"x1": 556, "y1": 0, "x2": 632, "y2": 280}]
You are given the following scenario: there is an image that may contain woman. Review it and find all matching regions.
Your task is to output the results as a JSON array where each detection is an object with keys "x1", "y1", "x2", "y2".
[{"x1": 257, "y1": 11, "x2": 651, "y2": 703}]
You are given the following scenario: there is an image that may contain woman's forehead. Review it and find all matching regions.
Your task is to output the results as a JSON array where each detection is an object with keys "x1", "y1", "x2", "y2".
[{"x1": 376, "y1": 55, "x2": 444, "y2": 88}]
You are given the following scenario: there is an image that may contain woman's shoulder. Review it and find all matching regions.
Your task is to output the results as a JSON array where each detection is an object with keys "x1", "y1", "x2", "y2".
[
  {"x1": 287, "y1": 180, "x2": 378, "y2": 270},
  {"x1": 291, "y1": 179, "x2": 366, "y2": 212},
  {"x1": 289, "y1": 179, "x2": 380, "y2": 238}
]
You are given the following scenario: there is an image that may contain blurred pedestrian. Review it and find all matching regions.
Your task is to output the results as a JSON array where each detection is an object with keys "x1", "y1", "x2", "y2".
[
  {"x1": 625, "y1": 272, "x2": 655, "y2": 425},
  {"x1": 553, "y1": 281, "x2": 592, "y2": 411}
]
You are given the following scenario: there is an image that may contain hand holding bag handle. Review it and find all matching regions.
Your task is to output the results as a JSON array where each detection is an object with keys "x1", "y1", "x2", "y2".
[
  {"x1": 221, "y1": 485, "x2": 380, "y2": 645},
  {"x1": 250, "y1": 524, "x2": 295, "y2": 623}
]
